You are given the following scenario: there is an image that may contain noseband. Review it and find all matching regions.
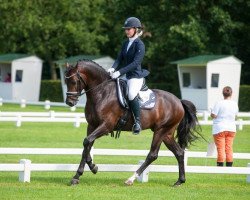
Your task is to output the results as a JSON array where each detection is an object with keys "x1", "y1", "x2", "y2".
[{"x1": 65, "y1": 71, "x2": 87, "y2": 97}]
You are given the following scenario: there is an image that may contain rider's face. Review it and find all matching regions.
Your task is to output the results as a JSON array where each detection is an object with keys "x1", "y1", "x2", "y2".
[{"x1": 125, "y1": 28, "x2": 136, "y2": 38}]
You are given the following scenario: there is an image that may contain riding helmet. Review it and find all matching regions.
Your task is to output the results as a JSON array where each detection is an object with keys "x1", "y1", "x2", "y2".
[{"x1": 123, "y1": 17, "x2": 142, "y2": 29}]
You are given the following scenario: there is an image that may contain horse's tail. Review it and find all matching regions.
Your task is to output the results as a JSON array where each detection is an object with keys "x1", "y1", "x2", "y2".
[{"x1": 176, "y1": 99, "x2": 202, "y2": 149}]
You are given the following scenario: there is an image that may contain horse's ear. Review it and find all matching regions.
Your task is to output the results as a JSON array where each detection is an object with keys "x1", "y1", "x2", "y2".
[{"x1": 65, "y1": 62, "x2": 70, "y2": 68}]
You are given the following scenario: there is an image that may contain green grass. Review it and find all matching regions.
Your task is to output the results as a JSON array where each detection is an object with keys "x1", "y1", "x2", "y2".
[
  {"x1": 0, "y1": 172, "x2": 249, "y2": 200},
  {"x1": 0, "y1": 104, "x2": 250, "y2": 199}
]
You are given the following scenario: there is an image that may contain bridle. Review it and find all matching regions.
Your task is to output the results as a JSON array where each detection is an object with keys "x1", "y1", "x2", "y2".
[
  {"x1": 65, "y1": 70, "x2": 88, "y2": 97},
  {"x1": 65, "y1": 70, "x2": 113, "y2": 98}
]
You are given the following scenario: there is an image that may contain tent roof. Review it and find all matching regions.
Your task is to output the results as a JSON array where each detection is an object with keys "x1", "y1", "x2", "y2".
[
  {"x1": 55, "y1": 55, "x2": 108, "y2": 65},
  {"x1": 171, "y1": 55, "x2": 242, "y2": 65},
  {"x1": 0, "y1": 54, "x2": 31, "y2": 63}
]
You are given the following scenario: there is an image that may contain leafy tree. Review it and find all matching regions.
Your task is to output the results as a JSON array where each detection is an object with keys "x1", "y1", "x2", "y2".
[
  {"x1": 103, "y1": 0, "x2": 249, "y2": 94},
  {"x1": 0, "y1": 0, "x2": 107, "y2": 79},
  {"x1": 0, "y1": 0, "x2": 249, "y2": 90}
]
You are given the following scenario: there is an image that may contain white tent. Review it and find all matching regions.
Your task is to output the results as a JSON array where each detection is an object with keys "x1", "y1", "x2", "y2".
[
  {"x1": 56, "y1": 55, "x2": 114, "y2": 106},
  {"x1": 172, "y1": 55, "x2": 242, "y2": 111},
  {"x1": 0, "y1": 54, "x2": 43, "y2": 101}
]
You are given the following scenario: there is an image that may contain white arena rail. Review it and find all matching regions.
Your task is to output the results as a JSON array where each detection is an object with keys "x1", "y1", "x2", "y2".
[
  {"x1": 0, "y1": 111, "x2": 85, "y2": 117},
  {"x1": 0, "y1": 111, "x2": 86, "y2": 127},
  {"x1": 0, "y1": 98, "x2": 85, "y2": 110},
  {"x1": 0, "y1": 148, "x2": 249, "y2": 183}
]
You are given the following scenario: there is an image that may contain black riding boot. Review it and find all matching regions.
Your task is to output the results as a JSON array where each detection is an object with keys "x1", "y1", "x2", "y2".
[{"x1": 129, "y1": 97, "x2": 141, "y2": 135}]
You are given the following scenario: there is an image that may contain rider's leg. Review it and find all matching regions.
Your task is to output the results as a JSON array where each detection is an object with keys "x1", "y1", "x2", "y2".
[
  {"x1": 129, "y1": 96, "x2": 141, "y2": 134},
  {"x1": 127, "y1": 78, "x2": 143, "y2": 135}
]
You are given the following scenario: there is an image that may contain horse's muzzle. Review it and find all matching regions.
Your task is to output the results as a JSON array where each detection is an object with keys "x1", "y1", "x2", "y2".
[{"x1": 66, "y1": 98, "x2": 77, "y2": 107}]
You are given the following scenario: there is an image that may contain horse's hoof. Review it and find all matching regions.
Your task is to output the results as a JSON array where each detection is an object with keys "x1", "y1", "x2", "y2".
[
  {"x1": 173, "y1": 179, "x2": 185, "y2": 187},
  {"x1": 91, "y1": 165, "x2": 98, "y2": 174},
  {"x1": 70, "y1": 178, "x2": 79, "y2": 186},
  {"x1": 124, "y1": 179, "x2": 134, "y2": 186}
]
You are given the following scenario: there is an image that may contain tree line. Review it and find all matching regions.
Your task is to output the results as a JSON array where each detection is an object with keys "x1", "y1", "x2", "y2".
[{"x1": 0, "y1": 0, "x2": 249, "y2": 94}]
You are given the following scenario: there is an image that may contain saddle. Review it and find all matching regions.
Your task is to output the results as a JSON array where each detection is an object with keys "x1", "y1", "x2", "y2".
[
  {"x1": 116, "y1": 78, "x2": 156, "y2": 110},
  {"x1": 111, "y1": 78, "x2": 156, "y2": 139}
]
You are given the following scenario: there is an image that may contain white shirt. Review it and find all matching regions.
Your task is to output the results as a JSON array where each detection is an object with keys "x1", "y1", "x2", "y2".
[
  {"x1": 211, "y1": 99, "x2": 238, "y2": 134},
  {"x1": 126, "y1": 35, "x2": 138, "y2": 52}
]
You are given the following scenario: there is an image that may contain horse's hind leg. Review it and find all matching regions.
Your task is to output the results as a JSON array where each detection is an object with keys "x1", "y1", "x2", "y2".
[
  {"x1": 125, "y1": 131, "x2": 163, "y2": 186},
  {"x1": 163, "y1": 136, "x2": 185, "y2": 186}
]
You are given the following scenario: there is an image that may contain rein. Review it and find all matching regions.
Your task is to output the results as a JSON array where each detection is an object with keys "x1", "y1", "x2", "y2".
[
  {"x1": 65, "y1": 71, "x2": 113, "y2": 97},
  {"x1": 79, "y1": 79, "x2": 113, "y2": 96}
]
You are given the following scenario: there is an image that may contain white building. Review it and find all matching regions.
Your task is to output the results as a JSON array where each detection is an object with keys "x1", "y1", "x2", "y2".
[
  {"x1": 172, "y1": 55, "x2": 242, "y2": 111},
  {"x1": 56, "y1": 55, "x2": 114, "y2": 105},
  {"x1": 0, "y1": 54, "x2": 43, "y2": 101}
]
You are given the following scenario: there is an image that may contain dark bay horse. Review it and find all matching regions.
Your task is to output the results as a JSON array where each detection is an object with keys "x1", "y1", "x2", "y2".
[{"x1": 65, "y1": 59, "x2": 201, "y2": 186}]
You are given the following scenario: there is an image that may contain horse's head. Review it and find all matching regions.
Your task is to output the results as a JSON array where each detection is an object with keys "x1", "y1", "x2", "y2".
[{"x1": 64, "y1": 62, "x2": 87, "y2": 107}]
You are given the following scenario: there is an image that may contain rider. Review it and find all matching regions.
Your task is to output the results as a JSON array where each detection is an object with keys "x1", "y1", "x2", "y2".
[{"x1": 108, "y1": 17, "x2": 149, "y2": 135}]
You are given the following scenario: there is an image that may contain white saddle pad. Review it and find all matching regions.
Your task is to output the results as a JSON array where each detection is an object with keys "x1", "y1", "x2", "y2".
[{"x1": 138, "y1": 89, "x2": 156, "y2": 109}]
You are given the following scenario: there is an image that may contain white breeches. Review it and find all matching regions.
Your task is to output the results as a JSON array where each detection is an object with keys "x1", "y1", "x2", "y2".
[{"x1": 127, "y1": 78, "x2": 144, "y2": 100}]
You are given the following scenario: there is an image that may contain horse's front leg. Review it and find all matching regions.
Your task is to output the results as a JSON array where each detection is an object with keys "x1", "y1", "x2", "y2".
[
  {"x1": 83, "y1": 125, "x2": 98, "y2": 174},
  {"x1": 71, "y1": 123, "x2": 109, "y2": 185}
]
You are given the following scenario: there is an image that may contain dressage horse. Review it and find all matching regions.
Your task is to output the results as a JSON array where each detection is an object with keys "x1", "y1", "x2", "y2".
[{"x1": 65, "y1": 59, "x2": 201, "y2": 186}]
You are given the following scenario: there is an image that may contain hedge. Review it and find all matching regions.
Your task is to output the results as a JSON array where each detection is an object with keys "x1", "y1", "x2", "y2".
[
  {"x1": 39, "y1": 80, "x2": 63, "y2": 102},
  {"x1": 239, "y1": 85, "x2": 250, "y2": 111}
]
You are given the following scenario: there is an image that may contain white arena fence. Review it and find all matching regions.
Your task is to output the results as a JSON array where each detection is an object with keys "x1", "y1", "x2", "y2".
[
  {"x1": 0, "y1": 98, "x2": 84, "y2": 110},
  {"x1": 0, "y1": 111, "x2": 86, "y2": 127},
  {"x1": 1, "y1": 110, "x2": 250, "y2": 129},
  {"x1": 0, "y1": 148, "x2": 249, "y2": 183}
]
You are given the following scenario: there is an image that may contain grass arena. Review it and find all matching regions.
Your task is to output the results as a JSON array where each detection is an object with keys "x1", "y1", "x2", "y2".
[{"x1": 0, "y1": 103, "x2": 250, "y2": 200}]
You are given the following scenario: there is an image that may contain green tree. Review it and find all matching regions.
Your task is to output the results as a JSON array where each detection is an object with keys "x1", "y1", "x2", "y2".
[
  {"x1": 0, "y1": 0, "x2": 107, "y2": 79},
  {"x1": 0, "y1": 0, "x2": 249, "y2": 90},
  {"x1": 103, "y1": 0, "x2": 249, "y2": 94}
]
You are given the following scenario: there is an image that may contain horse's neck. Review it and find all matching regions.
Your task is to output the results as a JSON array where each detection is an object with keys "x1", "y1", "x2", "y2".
[
  {"x1": 84, "y1": 67, "x2": 109, "y2": 87},
  {"x1": 83, "y1": 67, "x2": 110, "y2": 100},
  {"x1": 85, "y1": 76, "x2": 114, "y2": 105}
]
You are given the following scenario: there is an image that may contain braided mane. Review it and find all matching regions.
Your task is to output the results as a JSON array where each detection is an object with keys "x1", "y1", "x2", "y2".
[{"x1": 76, "y1": 59, "x2": 110, "y2": 79}]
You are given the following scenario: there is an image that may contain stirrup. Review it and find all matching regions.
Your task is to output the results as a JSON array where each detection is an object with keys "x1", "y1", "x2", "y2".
[{"x1": 132, "y1": 122, "x2": 141, "y2": 135}]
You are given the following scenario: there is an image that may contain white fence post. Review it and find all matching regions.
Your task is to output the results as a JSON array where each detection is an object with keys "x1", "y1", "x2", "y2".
[
  {"x1": 20, "y1": 99, "x2": 26, "y2": 108},
  {"x1": 137, "y1": 160, "x2": 149, "y2": 183},
  {"x1": 44, "y1": 100, "x2": 50, "y2": 110},
  {"x1": 19, "y1": 159, "x2": 31, "y2": 183},
  {"x1": 237, "y1": 119, "x2": 243, "y2": 131},
  {"x1": 70, "y1": 106, "x2": 76, "y2": 111},
  {"x1": 74, "y1": 116, "x2": 81, "y2": 128},
  {"x1": 247, "y1": 163, "x2": 250, "y2": 183},
  {"x1": 0, "y1": 97, "x2": 3, "y2": 106},
  {"x1": 203, "y1": 111, "x2": 209, "y2": 121},
  {"x1": 49, "y1": 110, "x2": 55, "y2": 118},
  {"x1": 16, "y1": 114, "x2": 22, "y2": 127}
]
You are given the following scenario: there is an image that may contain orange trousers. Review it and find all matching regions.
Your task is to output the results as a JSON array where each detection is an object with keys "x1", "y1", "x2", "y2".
[{"x1": 213, "y1": 131, "x2": 236, "y2": 163}]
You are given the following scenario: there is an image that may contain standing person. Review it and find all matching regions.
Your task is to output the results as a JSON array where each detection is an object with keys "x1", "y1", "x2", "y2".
[
  {"x1": 107, "y1": 17, "x2": 149, "y2": 135},
  {"x1": 210, "y1": 86, "x2": 239, "y2": 167}
]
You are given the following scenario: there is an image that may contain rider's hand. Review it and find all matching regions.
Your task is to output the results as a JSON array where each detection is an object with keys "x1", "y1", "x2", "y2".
[
  {"x1": 107, "y1": 68, "x2": 115, "y2": 75},
  {"x1": 111, "y1": 71, "x2": 121, "y2": 79}
]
